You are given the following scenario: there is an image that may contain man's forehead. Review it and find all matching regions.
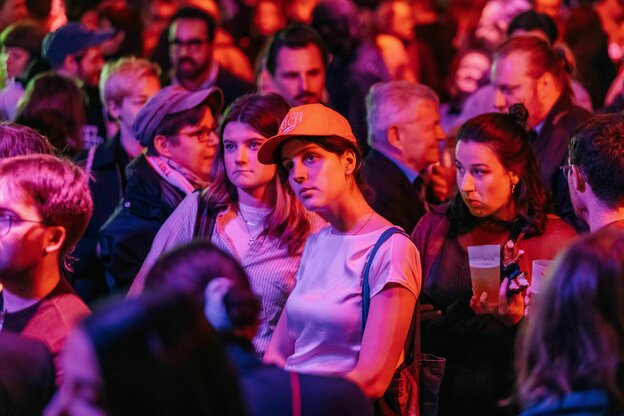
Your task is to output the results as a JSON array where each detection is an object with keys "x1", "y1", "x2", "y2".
[
  {"x1": 276, "y1": 45, "x2": 323, "y2": 65},
  {"x1": 169, "y1": 18, "x2": 208, "y2": 38}
]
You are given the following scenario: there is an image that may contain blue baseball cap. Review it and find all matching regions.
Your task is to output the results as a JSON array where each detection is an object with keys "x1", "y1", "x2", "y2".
[
  {"x1": 42, "y1": 23, "x2": 115, "y2": 68},
  {"x1": 133, "y1": 85, "x2": 224, "y2": 147}
]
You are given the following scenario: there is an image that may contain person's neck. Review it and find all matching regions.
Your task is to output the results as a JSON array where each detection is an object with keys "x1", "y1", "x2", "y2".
[
  {"x1": 120, "y1": 125, "x2": 145, "y2": 158},
  {"x1": 237, "y1": 184, "x2": 274, "y2": 208},
  {"x1": 1, "y1": 263, "x2": 61, "y2": 313},
  {"x1": 320, "y1": 189, "x2": 373, "y2": 233},
  {"x1": 530, "y1": 92, "x2": 561, "y2": 130},
  {"x1": 586, "y1": 200, "x2": 624, "y2": 232}
]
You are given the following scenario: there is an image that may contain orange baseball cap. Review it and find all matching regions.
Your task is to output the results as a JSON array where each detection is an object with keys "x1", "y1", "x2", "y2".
[{"x1": 258, "y1": 103, "x2": 356, "y2": 165}]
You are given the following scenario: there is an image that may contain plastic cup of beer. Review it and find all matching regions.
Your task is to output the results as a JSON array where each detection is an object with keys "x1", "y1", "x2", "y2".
[
  {"x1": 467, "y1": 244, "x2": 501, "y2": 309},
  {"x1": 531, "y1": 260, "x2": 554, "y2": 295}
]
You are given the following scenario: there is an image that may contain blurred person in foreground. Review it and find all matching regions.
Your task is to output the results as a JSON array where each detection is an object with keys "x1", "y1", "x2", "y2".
[
  {"x1": 516, "y1": 227, "x2": 624, "y2": 415},
  {"x1": 145, "y1": 240, "x2": 373, "y2": 416},
  {"x1": 44, "y1": 292, "x2": 244, "y2": 416}
]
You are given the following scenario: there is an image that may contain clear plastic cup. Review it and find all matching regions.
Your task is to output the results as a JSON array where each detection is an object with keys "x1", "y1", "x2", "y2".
[{"x1": 468, "y1": 244, "x2": 501, "y2": 308}]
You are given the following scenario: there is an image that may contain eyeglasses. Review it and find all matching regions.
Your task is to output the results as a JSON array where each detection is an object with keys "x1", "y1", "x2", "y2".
[
  {"x1": 559, "y1": 164, "x2": 574, "y2": 176},
  {"x1": 170, "y1": 38, "x2": 209, "y2": 52},
  {"x1": 560, "y1": 163, "x2": 587, "y2": 181},
  {"x1": 0, "y1": 215, "x2": 50, "y2": 237},
  {"x1": 178, "y1": 126, "x2": 218, "y2": 143}
]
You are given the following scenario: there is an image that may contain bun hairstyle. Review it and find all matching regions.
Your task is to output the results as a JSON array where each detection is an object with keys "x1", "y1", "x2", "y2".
[
  {"x1": 145, "y1": 241, "x2": 260, "y2": 331},
  {"x1": 448, "y1": 108, "x2": 548, "y2": 237},
  {"x1": 509, "y1": 103, "x2": 530, "y2": 132}
]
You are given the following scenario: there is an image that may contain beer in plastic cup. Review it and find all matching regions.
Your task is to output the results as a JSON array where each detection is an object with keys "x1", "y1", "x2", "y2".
[
  {"x1": 468, "y1": 244, "x2": 501, "y2": 309},
  {"x1": 531, "y1": 260, "x2": 553, "y2": 294}
]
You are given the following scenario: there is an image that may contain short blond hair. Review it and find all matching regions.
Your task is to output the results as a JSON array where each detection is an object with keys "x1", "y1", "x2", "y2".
[{"x1": 99, "y1": 56, "x2": 161, "y2": 109}]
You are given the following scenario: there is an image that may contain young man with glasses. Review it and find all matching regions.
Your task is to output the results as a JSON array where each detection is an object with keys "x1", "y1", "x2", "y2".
[
  {"x1": 99, "y1": 85, "x2": 223, "y2": 294},
  {"x1": 564, "y1": 114, "x2": 624, "y2": 232},
  {"x1": 0, "y1": 154, "x2": 92, "y2": 383},
  {"x1": 167, "y1": 6, "x2": 252, "y2": 108}
]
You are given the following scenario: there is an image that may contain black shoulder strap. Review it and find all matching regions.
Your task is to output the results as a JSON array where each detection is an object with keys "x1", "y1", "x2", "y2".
[{"x1": 193, "y1": 190, "x2": 219, "y2": 240}]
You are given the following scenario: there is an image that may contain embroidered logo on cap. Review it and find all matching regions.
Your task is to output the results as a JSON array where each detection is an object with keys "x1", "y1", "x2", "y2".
[{"x1": 279, "y1": 111, "x2": 304, "y2": 134}]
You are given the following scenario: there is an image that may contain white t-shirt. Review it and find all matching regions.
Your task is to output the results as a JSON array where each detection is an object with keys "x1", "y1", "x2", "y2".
[{"x1": 283, "y1": 225, "x2": 422, "y2": 376}]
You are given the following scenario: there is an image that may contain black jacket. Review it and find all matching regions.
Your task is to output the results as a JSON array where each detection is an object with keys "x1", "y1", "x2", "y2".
[
  {"x1": 98, "y1": 154, "x2": 186, "y2": 294},
  {"x1": 363, "y1": 149, "x2": 428, "y2": 234},
  {"x1": 534, "y1": 93, "x2": 591, "y2": 232},
  {"x1": 72, "y1": 134, "x2": 129, "y2": 303}
]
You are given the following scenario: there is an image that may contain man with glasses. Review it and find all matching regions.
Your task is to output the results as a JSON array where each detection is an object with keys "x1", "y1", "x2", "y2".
[
  {"x1": 0, "y1": 154, "x2": 92, "y2": 383},
  {"x1": 167, "y1": 6, "x2": 252, "y2": 108},
  {"x1": 99, "y1": 85, "x2": 223, "y2": 294},
  {"x1": 564, "y1": 114, "x2": 624, "y2": 232}
]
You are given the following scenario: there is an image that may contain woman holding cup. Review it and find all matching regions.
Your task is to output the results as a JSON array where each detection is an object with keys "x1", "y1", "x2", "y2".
[{"x1": 411, "y1": 104, "x2": 576, "y2": 415}]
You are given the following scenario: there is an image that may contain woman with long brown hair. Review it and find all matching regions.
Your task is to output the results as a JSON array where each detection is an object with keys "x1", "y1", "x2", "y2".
[{"x1": 128, "y1": 93, "x2": 317, "y2": 356}]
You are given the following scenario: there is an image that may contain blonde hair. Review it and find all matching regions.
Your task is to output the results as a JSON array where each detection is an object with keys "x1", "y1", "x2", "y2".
[{"x1": 99, "y1": 56, "x2": 161, "y2": 109}]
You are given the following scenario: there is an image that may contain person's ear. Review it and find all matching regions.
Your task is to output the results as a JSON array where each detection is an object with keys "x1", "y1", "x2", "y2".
[
  {"x1": 537, "y1": 72, "x2": 555, "y2": 100},
  {"x1": 44, "y1": 226, "x2": 66, "y2": 255},
  {"x1": 386, "y1": 125, "x2": 403, "y2": 152},
  {"x1": 62, "y1": 55, "x2": 78, "y2": 75},
  {"x1": 572, "y1": 165, "x2": 586, "y2": 192},
  {"x1": 153, "y1": 134, "x2": 172, "y2": 158},
  {"x1": 107, "y1": 99, "x2": 121, "y2": 121},
  {"x1": 342, "y1": 149, "x2": 357, "y2": 176},
  {"x1": 509, "y1": 171, "x2": 520, "y2": 187}
]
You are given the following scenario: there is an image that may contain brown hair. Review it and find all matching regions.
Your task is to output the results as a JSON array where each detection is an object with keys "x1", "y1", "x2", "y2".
[
  {"x1": 0, "y1": 121, "x2": 53, "y2": 157},
  {"x1": 206, "y1": 93, "x2": 312, "y2": 256},
  {"x1": 516, "y1": 227, "x2": 624, "y2": 408},
  {"x1": 15, "y1": 72, "x2": 86, "y2": 156},
  {"x1": 448, "y1": 106, "x2": 548, "y2": 237},
  {"x1": 0, "y1": 154, "x2": 93, "y2": 272},
  {"x1": 494, "y1": 35, "x2": 572, "y2": 97}
]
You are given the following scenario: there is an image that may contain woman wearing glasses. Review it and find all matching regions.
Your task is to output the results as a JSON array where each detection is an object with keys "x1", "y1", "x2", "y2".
[
  {"x1": 411, "y1": 105, "x2": 577, "y2": 415},
  {"x1": 129, "y1": 93, "x2": 317, "y2": 356}
]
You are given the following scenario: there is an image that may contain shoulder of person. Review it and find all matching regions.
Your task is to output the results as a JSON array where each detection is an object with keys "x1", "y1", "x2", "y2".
[{"x1": 542, "y1": 214, "x2": 578, "y2": 239}]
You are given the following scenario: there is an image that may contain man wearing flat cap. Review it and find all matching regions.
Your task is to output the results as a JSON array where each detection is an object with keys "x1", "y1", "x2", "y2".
[
  {"x1": 42, "y1": 22, "x2": 115, "y2": 147},
  {"x1": 99, "y1": 85, "x2": 223, "y2": 294}
]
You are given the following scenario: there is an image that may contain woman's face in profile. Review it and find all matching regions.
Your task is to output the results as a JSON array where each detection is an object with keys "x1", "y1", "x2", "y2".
[
  {"x1": 455, "y1": 140, "x2": 518, "y2": 221},
  {"x1": 44, "y1": 330, "x2": 106, "y2": 416}
]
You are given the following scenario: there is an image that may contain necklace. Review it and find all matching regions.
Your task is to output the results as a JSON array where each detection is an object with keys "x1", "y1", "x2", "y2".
[
  {"x1": 334, "y1": 210, "x2": 375, "y2": 236},
  {"x1": 239, "y1": 210, "x2": 265, "y2": 246}
]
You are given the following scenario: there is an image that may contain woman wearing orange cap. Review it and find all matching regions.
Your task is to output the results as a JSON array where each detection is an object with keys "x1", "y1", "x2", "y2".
[
  {"x1": 128, "y1": 93, "x2": 316, "y2": 356},
  {"x1": 260, "y1": 103, "x2": 421, "y2": 400}
]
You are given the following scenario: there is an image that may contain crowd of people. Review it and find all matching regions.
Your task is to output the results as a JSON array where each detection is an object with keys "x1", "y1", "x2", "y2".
[{"x1": 0, "y1": 0, "x2": 624, "y2": 415}]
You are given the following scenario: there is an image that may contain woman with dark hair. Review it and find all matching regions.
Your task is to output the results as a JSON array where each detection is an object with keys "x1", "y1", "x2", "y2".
[
  {"x1": 411, "y1": 105, "x2": 577, "y2": 415},
  {"x1": 15, "y1": 72, "x2": 86, "y2": 157},
  {"x1": 516, "y1": 227, "x2": 624, "y2": 415},
  {"x1": 146, "y1": 240, "x2": 373, "y2": 416},
  {"x1": 129, "y1": 93, "x2": 317, "y2": 356},
  {"x1": 44, "y1": 292, "x2": 244, "y2": 416},
  {"x1": 259, "y1": 104, "x2": 420, "y2": 401}
]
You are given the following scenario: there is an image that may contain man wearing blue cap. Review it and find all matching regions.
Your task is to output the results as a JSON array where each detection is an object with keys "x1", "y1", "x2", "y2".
[
  {"x1": 99, "y1": 85, "x2": 223, "y2": 294},
  {"x1": 42, "y1": 22, "x2": 115, "y2": 147}
]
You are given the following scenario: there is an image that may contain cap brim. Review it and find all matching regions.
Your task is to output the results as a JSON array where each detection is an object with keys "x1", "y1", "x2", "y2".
[
  {"x1": 82, "y1": 29, "x2": 116, "y2": 49},
  {"x1": 257, "y1": 134, "x2": 296, "y2": 165}
]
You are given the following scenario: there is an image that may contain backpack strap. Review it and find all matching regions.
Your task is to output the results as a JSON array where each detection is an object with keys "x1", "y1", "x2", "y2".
[{"x1": 361, "y1": 227, "x2": 419, "y2": 364}]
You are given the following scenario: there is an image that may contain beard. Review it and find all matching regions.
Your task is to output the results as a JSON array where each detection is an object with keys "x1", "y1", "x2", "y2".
[{"x1": 175, "y1": 56, "x2": 211, "y2": 81}]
